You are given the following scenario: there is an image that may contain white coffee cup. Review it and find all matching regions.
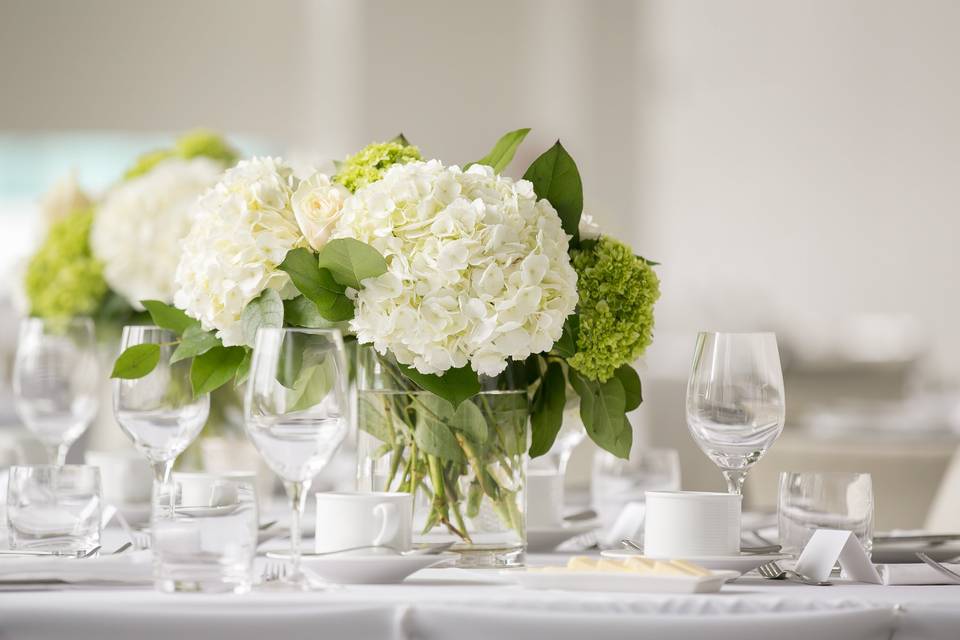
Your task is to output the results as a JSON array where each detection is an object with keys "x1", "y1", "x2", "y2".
[
  {"x1": 526, "y1": 469, "x2": 565, "y2": 528},
  {"x1": 85, "y1": 450, "x2": 152, "y2": 504},
  {"x1": 172, "y1": 472, "x2": 256, "y2": 508},
  {"x1": 643, "y1": 491, "x2": 741, "y2": 557},
  {"x1": 315, "y1": 492, "x2": 412, "y2": 553}
]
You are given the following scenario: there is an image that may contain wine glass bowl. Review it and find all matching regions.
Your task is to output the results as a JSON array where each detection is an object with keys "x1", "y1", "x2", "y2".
[
  {"x1": 113, "y1": 326, "x2": 209, "y2": 490},
  {"x1": 685, "y1": 331, "x2": 785, "y2": 494},
  {"x1": 244, "y1": 327, "x2": 349, "y2": 588},
  {"x1": 13, "y1": 317, "x2": 100, "y2": 466}
]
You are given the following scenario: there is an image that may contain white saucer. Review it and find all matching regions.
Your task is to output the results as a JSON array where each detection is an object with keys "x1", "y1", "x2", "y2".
[
  {"x1": 502, "y1": 567, "x2": 740, "y2": 594},
  {"x1": 266, "y1": 552, "x2": 459, "y2": 584},
  {"x1": 527, "y1": 521, "x2": 597, "y2": 552},
  {"x1": 601, "y1": 549, "x2": 789, "y2": 574}
]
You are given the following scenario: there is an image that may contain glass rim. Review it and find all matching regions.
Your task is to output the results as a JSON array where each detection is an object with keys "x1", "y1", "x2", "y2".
[
  {"x1": 696, "y1": 330, "x2": 778, "y2": 337},
  {"x1": 779, "y1": 471, "x2": 872, "y2": 480}
]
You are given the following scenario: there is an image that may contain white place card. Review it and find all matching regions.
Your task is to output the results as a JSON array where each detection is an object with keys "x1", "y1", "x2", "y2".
[{"x1": 795, "y1": 529, "x2": 882, "y2": 584}]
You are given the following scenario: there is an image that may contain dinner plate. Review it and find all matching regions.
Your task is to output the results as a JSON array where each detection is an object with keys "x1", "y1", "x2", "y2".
[
  {"x1": 501, "y1": 567, "x2": 740, "y2": 594},
  {"x1": 600, "y1": 549, "x2": 789, "y2": 574},
  {"x1": 527, "y1": 521, "x2": 597, "y2": 552},
  {"x1": 267, "y1": 552, "x2": 459, "y2": 584}
]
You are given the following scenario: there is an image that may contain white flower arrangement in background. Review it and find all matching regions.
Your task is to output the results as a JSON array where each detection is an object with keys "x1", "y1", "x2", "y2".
[
  {"x1": 333, "y1": 160, "x2": 578, "y2": 376},
  {"x1": 173, "y1": 157, "x2": 307, "y2": 346},
  {"x1": 91, "y1": 157, "x2": 224, "y2": 309}
]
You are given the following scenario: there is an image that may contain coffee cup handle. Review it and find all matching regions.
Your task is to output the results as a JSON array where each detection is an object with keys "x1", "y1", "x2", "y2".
[{"x1": 373, "y1": 503, "x2": 399, "y2": 547}]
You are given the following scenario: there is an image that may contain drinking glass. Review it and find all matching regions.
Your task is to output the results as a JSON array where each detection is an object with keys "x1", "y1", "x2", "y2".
[
  {"x1": 778, "y1": 471, "x2": 874, "y2": 558},
  {"x1": 152, "y1": 473, "x2": 258, "y2": 593},
  {"x1": 6, "y1": 465, "x2": 101, "y2": 552},
  {"x1": 685, "y1": 332, "x2": 785, "y2": 495},
  {"x1": 113, "y1": 326, "x2": 210, "y2": 497},
  {"x1": 591, "y1": 448, "x2": 681, "y2": 527},
  {"x1": 13, "y1": 317, "x2": 100, "y2": 465},
  {"x1": 244, "y1": 328, "x2": 349, "y2": 588}
]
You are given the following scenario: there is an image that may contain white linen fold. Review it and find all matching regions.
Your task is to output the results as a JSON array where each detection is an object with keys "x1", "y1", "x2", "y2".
[{"x1": 0, "y1": 550, "x2": 152, "y2": 584}]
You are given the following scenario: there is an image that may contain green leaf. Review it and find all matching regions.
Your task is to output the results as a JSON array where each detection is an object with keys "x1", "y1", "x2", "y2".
[
  {"x1": 466, "y1": 127, "x2": 531, "y2": 173},
  {"x1": 170, "y1": 325, "x2": 221, "y2": 364},
  {"x1": 391, "y1": 133, "x2": 412, "y2": 146},
  {"x1": 287, "y1": 357, "x2": 336, "y2": 412},
  {"x1": 190, "y1": 346, "x2": 247, "y2": 395},
  {"x1": 358, "y1": 395, "x2": 393, "y2": 444},
  {"x1": 141, "y1": 300, "x2": 197, "y2": 335},
  {"x1": 316, "y1": 238, "x2": 389, "y2": 290},
  {"x1": 111, "y1": 343, "x2": 161, "y2": 379},
  {"x1": 529, "y1": 361, "x2": 566, "y2": 457},
  {"x1": 278, "y1": 248, "x2": 355, "y2": 321},
  {"x1": 552, "y1": 314, "x2": 580, "y2": 358},
  {"x1": 418, "y1": 394, "x2": 488, "y2": 446},
  {"x1": 241, "y1": 288, "x2": 284, "y2": 347},
  {"x1": 570, "y1": 370, "x2": 631, "y2": 459},
  {"x1": 522, "y1": 141, "x2": 584, "y2": 247},
  {"x1": 397, "y1": 363, "x2": 481, "y2": 408},
  {"x1": 614, "y1": 365, "x2": 643, "y2": 412},
  {"x1": 234, "y1": 349, "x2": 252, "y2": 387},
  {"x1": 415, "y1": 412, "x2": 465, "y2": 464},
  {"x1": 283, "y1": 296, "x2": 331, "y2": 328}
]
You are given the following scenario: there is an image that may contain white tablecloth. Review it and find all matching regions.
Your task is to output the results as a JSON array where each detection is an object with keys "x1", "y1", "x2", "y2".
[{"x1": 1, "y1": 560, "x2": 958, "y2": 640}]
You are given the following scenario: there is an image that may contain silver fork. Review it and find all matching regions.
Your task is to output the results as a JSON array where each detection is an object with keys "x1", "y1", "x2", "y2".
[
  {"x1": 261, "y1": 562, "x2": 288, "y2": 584},
  {"x1": 916, "y1": 552, "x2": 960, "y2": 584},
  {"x1": 757, "y1": 560, "x2": 832, "y2": 585}
]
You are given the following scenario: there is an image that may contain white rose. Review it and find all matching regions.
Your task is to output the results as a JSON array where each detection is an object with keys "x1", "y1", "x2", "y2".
[
  {"x1": 579, "y1": 212, "x2": 601, "y2": 240},
  {"x1": 292, "y1": 173, "x2": 349, "y2": 251}
]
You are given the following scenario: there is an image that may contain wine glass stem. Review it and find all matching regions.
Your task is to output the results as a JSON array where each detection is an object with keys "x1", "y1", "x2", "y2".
[
  {"x1": 723, "y1": 470, "x2": 747, "y2": 495},
  {"x1": 46, "y1": 443, "x2": 68, "y2": 467},
  {"x1": 152, "y1": 460, "x2": 174, "y2": 508},
  {"x1": 285, "y1": 480, "x2": 310, "y2": 579}
]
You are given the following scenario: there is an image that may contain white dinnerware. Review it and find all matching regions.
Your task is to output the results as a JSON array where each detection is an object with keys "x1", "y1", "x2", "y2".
[
  {"x1": 84, "y1": 450, "x2": 152, "y2": 506},
  {"x1": 244, "y1": 327, "x2": 350, "y2": 589},
  {"x1": 501, "y1": 567, "x2": 739, "y2": 594},
  {"x1": 289, "y1": 552, "x2": 457, "y2": 585},
  {"x1": 686, "y1": 332, "x2": 785, "y2": 495},
  {"x1": 643, "y1": 491, "x2": 741, "y2": 558},
  {"x1": 13, "y1": 317, "x2": 99, "y2": 466},
  {"x1": 314, "y1": 491, "x2": 412, "y2": 554},
  {"x1": 152, "y1": 474, "x2": 258, "y2": 593},
  {"x1": 113, "y1": 326, "x2": 210, "y2": 497},
  {"x1": 6, "y1": 465, "x2": 101, "y2": 552}
]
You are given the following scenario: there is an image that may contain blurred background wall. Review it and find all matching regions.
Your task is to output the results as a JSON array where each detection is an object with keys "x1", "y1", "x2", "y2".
[{"x1": 2, "y1": 0, "x2": 959, "y2": 526}]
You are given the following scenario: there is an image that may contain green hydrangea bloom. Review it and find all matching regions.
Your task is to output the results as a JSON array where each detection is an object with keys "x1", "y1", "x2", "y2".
[
  {"x1": 24, "y1": 207, "x2": 108, "y2": 319},
  {"x1": 124, "y1": 129, "x2": 237, "y2": 180},
  {"x1": 568, "y1": 236, "x2": 660, "y2": 382},
  {"x1": 334, "y1": 140, "x2": 422, "y2": 192}
]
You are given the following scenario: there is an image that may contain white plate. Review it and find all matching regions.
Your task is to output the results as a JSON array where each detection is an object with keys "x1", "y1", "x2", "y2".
[
  {"x1": 601, "y1": 549, "x2": 789, "y2": 574},
  {"x1": 268, "y1": 552, "x2": 459, "y2": 584},
  {"x1": 501, "y1": 567, "x2": 739, "y2": 593},
  {"x1": 527, "y1": 522, "x2": 597, "y2": 552}
]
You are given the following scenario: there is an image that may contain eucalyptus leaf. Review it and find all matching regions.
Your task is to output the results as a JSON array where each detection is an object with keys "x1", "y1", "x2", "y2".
[
  {"x1": 170, "y1": 325, "x2": 221, "y2": 364},
  {"x1": 316, "y1": 238, "x2": 389, "y2": 290},
  {"x1": 111, "y1": 343, "x2": 160, "y2": 379},
  {"x1": 190, "y1": 346, "x2": 247, "y2": 396},
  {"x1": 241, "y1": 288, "x2": 284, "y2": 347},
  {"x1": 552, "y1": 314, "x2": 580, "y2": 358},
  {"x1": 614, "y1": 364, "x2": 643, "y2": 412},
  {"x1": 522, "y1": 141, "x2": 583, "y2": 247},
  {"x1": 529, "y1": 361, "x2": 566, "y2": 457},
  {"x1": 141, "y1": 300, "x2": 197, "y2": 335},
  {"x1": 466, "y1": 127, "x2": 531, "y2": 173},
  {"x1": 414, "y1": 415, "x2": 465, "y2": 464},
  {"x1": 398, "y1": 363, "x2": 481, "y2": 408},
  {"x1": 570, "y1": 370, "x2": 631, "y2": 459}
]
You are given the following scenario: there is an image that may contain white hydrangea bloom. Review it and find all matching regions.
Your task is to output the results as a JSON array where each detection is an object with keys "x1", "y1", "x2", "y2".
[
  {"x1": 173, "y1": 157, "x2": 306, "y2": 346},
  {"x1": 91, "y1": 157, "x2": 223, "y2": 309},
  {"x1": 334, "y1": 160, "x2": 579, "y2": 377}
]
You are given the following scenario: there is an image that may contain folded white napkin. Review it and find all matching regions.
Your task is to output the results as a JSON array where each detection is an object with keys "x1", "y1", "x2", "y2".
[
  {"x1": 0, "y1": 550, "x2": 152, "y2": 584},
  {"x1": 879, "y1": 562, "x2": 960, "y2": 585}
]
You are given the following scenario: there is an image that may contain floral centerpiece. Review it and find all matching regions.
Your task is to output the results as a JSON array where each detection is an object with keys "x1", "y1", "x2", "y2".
[{"x1": 112, "y1": 129, "x2": 659, "y2": 565}]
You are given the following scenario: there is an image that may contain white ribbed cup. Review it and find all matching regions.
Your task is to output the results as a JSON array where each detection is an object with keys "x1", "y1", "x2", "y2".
[{"x1": 643, "y1": 491, "x2": 741, "y2": 557}]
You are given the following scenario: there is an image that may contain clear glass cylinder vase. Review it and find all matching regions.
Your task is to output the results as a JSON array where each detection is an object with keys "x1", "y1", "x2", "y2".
[{"x1": 355, "y1": 346, "x2": 529, "y2": 567}]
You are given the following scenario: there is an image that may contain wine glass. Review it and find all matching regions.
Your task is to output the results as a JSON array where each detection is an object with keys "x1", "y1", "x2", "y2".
[
  {"x1": 113, "y1": 326, "x2": 210, "y2": 496},
  {"x1": 244, "y1": 328, "x2": 349, "y2": 589},
  {"x1": 13, "y1": 317, "x2": 100, "y2": 466},
  {"x1": 685, "y1": 331, "x2": 785, "y2": 495}
]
